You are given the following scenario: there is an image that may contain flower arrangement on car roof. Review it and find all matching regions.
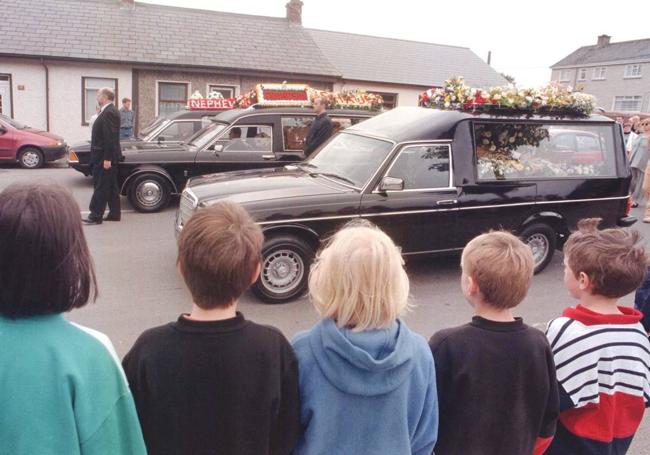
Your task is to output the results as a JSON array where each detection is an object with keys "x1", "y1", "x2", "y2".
[{"x1": 419, "y1": 77, "x2": 596, "y2": 117}]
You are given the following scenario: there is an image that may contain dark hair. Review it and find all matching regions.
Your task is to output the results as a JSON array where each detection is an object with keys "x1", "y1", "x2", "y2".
[
  {"x1": 564, "y1": 218, "x2": 648, "y2": 298},
  {"x1": 0, "y1": 184, "x2": 97, "y2": 318},
  {"x1": 177, "y1": 201, "x2": 263, "y2": 309}
]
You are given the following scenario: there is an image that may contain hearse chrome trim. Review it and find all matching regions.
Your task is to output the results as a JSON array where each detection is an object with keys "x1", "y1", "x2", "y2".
[
  {"x1": 403, "y1": 247, "x2": 464, "y2": 256},
  {"x1": 254, "y1": 195, "x2": 628, "y2": 227}
]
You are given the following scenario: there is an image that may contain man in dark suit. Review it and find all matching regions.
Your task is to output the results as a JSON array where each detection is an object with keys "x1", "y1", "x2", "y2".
[
  {"x1": 304, "y1": 97, "x2": 333, "y2": 156},
  {"x1": 84, "y1": 87, "x2": 123, "y2": 225}
]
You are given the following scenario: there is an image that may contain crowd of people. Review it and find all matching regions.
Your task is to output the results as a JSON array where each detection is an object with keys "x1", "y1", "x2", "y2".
[{"x1": 1, "y1": 183, "x2": 650, "y2": 455}]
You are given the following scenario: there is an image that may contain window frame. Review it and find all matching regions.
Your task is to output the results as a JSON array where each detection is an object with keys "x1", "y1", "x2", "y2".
[
  {"x1": 206, "y1": 84, "x2": 238, "y2": 99},
  {"x1": 155, "y1": 80, "x2": 190, "y2": 118},
  {"x1": 592, "y1": 67, "x2": 607, "y2": 81},
  {"x1": 0, "y1": 73, "x2": 14, "y2": 118},
  {"x1": 81, "y1": 76, "x2": 118, "y2": 126},
  {"x1": 624, "y1": 64, "x2": 643, "y2": 79},
  {"x1": 471, "y1": 121, "x2": 618, "y2": 182},
  {"x1": 559, "y1": 70, "x2": 572, "y2": 82},
  {"x1": 380, "y1": 143, "x2": 454, "y2": 192},
  {"x1": 210, "y1": 124, "x2": 274, "y2": 153},
  {"x1": 577, "y1": 68, "x2": 587, "y2": 81},
  {"x1": 612, "y1": 95, "x2": 643, "y2": 112},
  {"x1": 368, "y1": 91, "x2": 399, "y2": 109}
]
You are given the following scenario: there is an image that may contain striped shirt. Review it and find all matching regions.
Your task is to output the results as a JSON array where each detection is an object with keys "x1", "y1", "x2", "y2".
[{"x1": 545, "y1": 305, "x2": 650, "y2": 454}]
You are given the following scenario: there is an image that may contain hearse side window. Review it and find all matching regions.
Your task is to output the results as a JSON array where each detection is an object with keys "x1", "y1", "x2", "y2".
[
  {"x1": 386, "y1": 145, "x2": 451, "y2": 189},
  {"x1": 216, "y1": 125, "x2": 273, "y2": 152},
  {"x1": 282, "y1": 117, "x2": 313, "y2": 151},
  {"x1": 156, "y1": 121, "x2": 199, "y2": 142},
  {"x1": 332, "y1": 118, "x2": 352, "y2": 133},
  {"x1": 473, "y1": 122, "x2": 617, "y2": 180}
]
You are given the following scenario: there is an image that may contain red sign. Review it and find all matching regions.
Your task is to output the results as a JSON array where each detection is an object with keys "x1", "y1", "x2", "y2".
[
  {"x1": 262, "y1": 89, "x2": 309, "y2": 102},
  {"x1": 188, "y1": 98, "x2": 235, "y2": 110}
]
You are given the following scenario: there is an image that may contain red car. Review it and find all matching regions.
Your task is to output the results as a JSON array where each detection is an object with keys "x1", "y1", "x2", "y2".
[{"x1": 0, "y1": 114, "x2": 67, "y2": 168}]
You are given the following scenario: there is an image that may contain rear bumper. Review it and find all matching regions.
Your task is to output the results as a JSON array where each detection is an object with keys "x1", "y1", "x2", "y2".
[
  {"x1": 618, "y1": 216, "x2": 637, "y2": 227},
  {"x1": 41, "y1": 145, "x2": 67, "y2": 162}
]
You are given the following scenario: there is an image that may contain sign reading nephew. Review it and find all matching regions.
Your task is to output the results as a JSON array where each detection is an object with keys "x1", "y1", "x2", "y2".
[{"x1": 188, "y1": 98, "x2": 235, "y2": 110}]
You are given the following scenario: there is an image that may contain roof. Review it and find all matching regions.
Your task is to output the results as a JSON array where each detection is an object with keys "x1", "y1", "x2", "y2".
[
  {"x1": 349, "y1": 107, "x2": 613, "y2": 143},
  {"x1": 0, "y1": 0, "x2": 339, "y2": 77},
  {"x1": 308, "y1": 29, "x2": 508, "y2": 88},
  {"x1": 552, "y1": 38, "x2": 650, "y2": 68}
]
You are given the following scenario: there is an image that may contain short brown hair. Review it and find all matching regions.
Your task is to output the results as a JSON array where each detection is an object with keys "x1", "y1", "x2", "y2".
[
  {"x1": 177, "y1": 201, "x2": 263, "y2": 308},
  {"x1": 462, "y1": 231, "x2": 534, "y2": 309},
  {"x1": 122, "y1": 97, "x2": 131, "y2": 104},
  {"x1": 564, "y1": 218, "x2": 647, "y2": 298},
  {"x1": 0, "y1": 184, "x2": 97, "y2": 318}
]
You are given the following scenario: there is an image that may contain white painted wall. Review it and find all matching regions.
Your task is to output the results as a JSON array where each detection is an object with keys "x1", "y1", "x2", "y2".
[
  {"x1": 0, "y1": 57, "x2": 132, "y2": 143},
  {"x1": 0, "y1": 58, "x2": 47, "y2": 129},
  {"x1": 333, "y1": 80, "x2": 426, "y2": 107}
]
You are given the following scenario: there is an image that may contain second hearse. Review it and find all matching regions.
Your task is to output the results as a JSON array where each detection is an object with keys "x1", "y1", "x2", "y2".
[{"x1": 175, "y1": 106, "x2": 635, "y2": 304}]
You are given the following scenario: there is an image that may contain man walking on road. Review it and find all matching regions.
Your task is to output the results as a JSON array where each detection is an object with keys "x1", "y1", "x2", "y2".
[
  {"x1": 84, "y1": 87, "x2": 122, "y2": 225},
  {"x1": 304, "y1": 97, "x2": 333, "y2": 156},
  {"x1": 120, "y1": 97, "x2": 135, "y2": 139}
]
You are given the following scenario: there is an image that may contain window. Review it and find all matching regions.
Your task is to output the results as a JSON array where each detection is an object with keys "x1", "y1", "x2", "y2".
[
  {"x1": 157, "y1": 82, "x2": 189, "y2": 117},
  {"x1": 613, "y1": 96, "x2": 643, "y2": 111},
  {"x1": 369, "y1": 91, "x2": 398, "y2": 109},
  {"x1": 206, "y1": 85, "x2": 237, "y2": 98},
  {"x1": 386, "y1": 145, "x2": 451, "y2": 190},
  {"x1": 625, "y1": 64, "x2": 643, "y2": 78},
  {"x1": 474, "y1": 122, "x2": 616, "y2": 180},
  {"x1": 592, "y1": 67, "x2": 607, "y2": 80},
  {"x1": 559, "y1": 70, "x2": 572, "y2": 82},
  {"x1": 82, "y1": 77, "x2": 117, "y2": 125},
  {"x1": 214, "y1": 125, "x2": 272, "y2": 152},
  {"x1": 578, "y1": 68, "x2": 587, "y2": 81},
  {"x1": 282, "y1": 117, "x2": 312, "y2": 151},
  {"x1": 155, "y1": 121, "x2": 202, "y2": 142}
]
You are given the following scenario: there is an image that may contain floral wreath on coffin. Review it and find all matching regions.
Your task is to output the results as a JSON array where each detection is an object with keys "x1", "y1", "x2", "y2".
[{"x1": 418, "y1": 77, "x2": 596, "y2": 118}]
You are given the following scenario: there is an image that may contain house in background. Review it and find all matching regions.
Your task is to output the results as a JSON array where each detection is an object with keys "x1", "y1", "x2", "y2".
[
  {"x1": 551, "y1": 35, "x2": 650, "y2": 112},
  {"x1": 0, "y1": 0, "x2": 505, "y2": 143}
]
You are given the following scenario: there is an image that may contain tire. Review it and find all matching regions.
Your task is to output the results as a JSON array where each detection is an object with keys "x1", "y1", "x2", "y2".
[
  {"x1": 18, "y1": 147, "x2": 44, "y2": 169},
  {"x1": 127, "y1": 173, "x2": 171, "y2": 213},
  {"x1": 520, "y1": 223, "x2": 557, "y2": 274},
  {"x1": 252, "y1": 235, "x2": 315, "y2": 304}
]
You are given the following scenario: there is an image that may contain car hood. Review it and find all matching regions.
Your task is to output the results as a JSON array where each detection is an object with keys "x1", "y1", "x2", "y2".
[
  {"x1": 23, "y1": 128, "x2": 64, "y2": 142},
  {"x1": 69, "y1": 139, "x2": 176, "y2": 154},
  {"x1": 187, "y1": 167, "x2": 353, "y2": 205}
]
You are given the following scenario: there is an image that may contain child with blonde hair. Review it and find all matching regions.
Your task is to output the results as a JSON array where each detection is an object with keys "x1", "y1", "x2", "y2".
[{"x1": 292, "y1": 221, "x2": 438, "y2": 455}]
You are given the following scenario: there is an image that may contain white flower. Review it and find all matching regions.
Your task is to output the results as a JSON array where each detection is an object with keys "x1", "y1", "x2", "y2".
[{"x1": 489, "y1": 145, "x2": 497, "y2": 152}]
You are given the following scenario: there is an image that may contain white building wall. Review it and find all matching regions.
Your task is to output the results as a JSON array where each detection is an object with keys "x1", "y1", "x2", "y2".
[
  {"x1": 0, "y1": 57, "x2": 47, "y2": 129},
  {"x1": 333, "y1": 80, "x2": 426, "y2": 107},
  {"x1": 0, "y1": 57, "x2": 132, "y2": 143}
]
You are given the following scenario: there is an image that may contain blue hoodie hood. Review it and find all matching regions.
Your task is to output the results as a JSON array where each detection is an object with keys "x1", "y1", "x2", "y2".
[{"x1": 308, "y1": 318, "x2": 417, "y2": 396}]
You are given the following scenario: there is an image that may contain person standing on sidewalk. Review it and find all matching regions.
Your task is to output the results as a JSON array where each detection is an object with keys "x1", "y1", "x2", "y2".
[
  {"x1": 630, "y1": 119, "x2": 648, "y2": 208},
  {"x1": 84, "y1": 87, "x2": 122, "y2": 225},
  {"x1": 119, "y1": 97, "x2": 135, "y2": 139}
]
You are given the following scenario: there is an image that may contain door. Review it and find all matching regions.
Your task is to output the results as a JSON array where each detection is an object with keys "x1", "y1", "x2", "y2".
[
  {"x1": 0, "y1": 119, "x2": 15, "y2": 159},
  {"x1": 193, "y1": 124, "x2": 277, "y2": 174},
  {"x1": 0, "y1": 76, "x2": 11, "y2": 117},
  {"x1": 360, "y1": 143, "x2": 460, "y2": 254}
]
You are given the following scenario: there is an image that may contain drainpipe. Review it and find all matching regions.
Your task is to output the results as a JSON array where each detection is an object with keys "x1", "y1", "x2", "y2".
[{"x1": 40, "y1": 58, "x2": 50, "y2": 131}]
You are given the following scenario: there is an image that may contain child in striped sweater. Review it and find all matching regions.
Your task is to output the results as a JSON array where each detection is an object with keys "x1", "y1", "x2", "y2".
[{"x1": 546, "y1": 218, "x2": 650, "y2": 454}]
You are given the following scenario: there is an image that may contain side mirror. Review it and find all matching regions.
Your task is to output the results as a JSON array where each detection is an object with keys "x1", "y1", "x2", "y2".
[{"x1": 379, "y1": 176, "x2": 404, "y2": 192}]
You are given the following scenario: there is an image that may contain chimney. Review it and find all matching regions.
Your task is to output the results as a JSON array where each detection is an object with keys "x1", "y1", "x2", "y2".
[
  {"x1": 286, "y1": 0, "x2": 303, "y2": 25},
  {"x1": 597, "y1": 34, "x2": 611, "y2": 47},
  {"x1": 119, "y1": 0, "x2": 135, "y2": 9}
]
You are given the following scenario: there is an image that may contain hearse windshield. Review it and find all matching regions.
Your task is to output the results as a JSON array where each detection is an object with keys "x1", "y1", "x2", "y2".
[
  {"x1": 141, "y1": 117, "x2": 168, "y2": 139},
  {"x1": 187, "y1": 122, "x2": 227, "y2": 149},
  {"x1": 304, "y1": 133, "x2": 394, "y2": 188}
]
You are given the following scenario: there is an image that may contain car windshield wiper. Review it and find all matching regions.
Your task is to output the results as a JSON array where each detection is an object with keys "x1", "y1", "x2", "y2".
[{"x1": 310, "y1": 172, "x2": 357, "y2": 187}]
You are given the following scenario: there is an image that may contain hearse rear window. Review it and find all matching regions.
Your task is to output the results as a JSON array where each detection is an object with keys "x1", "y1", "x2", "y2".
[{"x1": 473, "y1": 122, "x2": 617, "y2": 180}]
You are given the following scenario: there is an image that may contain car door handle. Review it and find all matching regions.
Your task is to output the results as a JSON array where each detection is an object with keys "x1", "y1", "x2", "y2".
[
  {"x1": 436, "y1": 199, "x2": 458, "y2": 206},
  {"x1": 262, "y1": 154, "x2": 275, "y2": 160}
]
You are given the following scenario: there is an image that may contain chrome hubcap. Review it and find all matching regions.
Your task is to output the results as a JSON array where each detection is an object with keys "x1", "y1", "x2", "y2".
[
  {"x1": 526, "y1": 233, "x2": 550, "y2": 267},
  {"x1": 261, "y1": 249, "x2": 304, "y2": 294},
  {"x1": 136, "y1": 181, "x2": 163, "y2": 207},
  {"x1": 22, "y1": 151, "x2": 40, "y2": 168}
]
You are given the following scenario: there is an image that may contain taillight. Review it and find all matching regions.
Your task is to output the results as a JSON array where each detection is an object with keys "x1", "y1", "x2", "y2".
[
  {"x1": 626, "y1": 196, "x2": 633, "y2": 216},
  {"x1": 68, "y1": 150, "x2": 79, "y2": 163}
]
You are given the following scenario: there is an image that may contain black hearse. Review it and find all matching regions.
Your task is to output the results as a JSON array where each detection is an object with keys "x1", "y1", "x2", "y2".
[
  {"x1": 175, "y1": 106, "x2": 635, "y2": 304},
  {"x1": 69, "y1": 107, "x2": 372, "y2": 212}
]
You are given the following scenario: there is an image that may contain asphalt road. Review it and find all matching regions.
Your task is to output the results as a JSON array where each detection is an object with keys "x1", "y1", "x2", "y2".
[{"x1": 1, "y1": 162, "x2": 649, "y2": 453}]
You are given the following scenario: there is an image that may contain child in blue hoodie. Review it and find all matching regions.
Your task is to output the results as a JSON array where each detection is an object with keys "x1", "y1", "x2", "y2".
[{"x1": 292, "y1": 221, "x2": 438, "y2": 455}]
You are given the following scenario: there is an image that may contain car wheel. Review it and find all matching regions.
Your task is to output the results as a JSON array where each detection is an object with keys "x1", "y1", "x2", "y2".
[
  {"x1": 520, "y1": 223, "x2": 557, "y2": 273},
  {"x1": 18, "y1": 147, "x2": 44, "y2": 169},
  {"x1": 252, "y1": 235, "x2": 315, "y2": 304},
  {"x1": 127, "y1": 173, "x2": 171, "y2": 213}
]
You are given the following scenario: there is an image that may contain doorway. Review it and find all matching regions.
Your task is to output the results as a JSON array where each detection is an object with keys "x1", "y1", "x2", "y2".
[{"x1": 0, "y1": 74, "x2": 12, "y2": 117}]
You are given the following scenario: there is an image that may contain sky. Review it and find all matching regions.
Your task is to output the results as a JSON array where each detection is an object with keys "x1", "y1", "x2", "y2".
[{"x1": 140, "y1": 0, "x2": 650, "y2": 87}]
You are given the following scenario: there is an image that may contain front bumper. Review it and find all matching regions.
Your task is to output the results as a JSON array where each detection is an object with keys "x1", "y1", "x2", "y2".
[
  {"x1": 618, "y1": 216, "x2": 638, "y2": 227},
  {"x1": 69, "y1": 162, "x2": 92, "y2": 176},
  {"x1": 41, "y1": 144, "x2": 67, "y2": 162}
]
